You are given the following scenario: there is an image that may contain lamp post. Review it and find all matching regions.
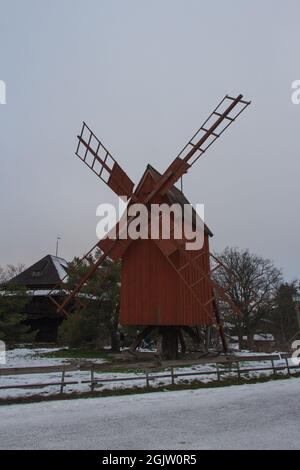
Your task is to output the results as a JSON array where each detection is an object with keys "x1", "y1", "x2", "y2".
[{"x1": 55, "y1": 236, "x2": 61, "y2": 257}]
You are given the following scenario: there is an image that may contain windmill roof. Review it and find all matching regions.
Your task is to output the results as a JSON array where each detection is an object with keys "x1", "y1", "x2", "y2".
[
  {"x1": 6, "y1": 255, "x2": 68, "y2": 288},
  {"x1": 137, "y1": 164, "x2": 213, "y2": 237}
]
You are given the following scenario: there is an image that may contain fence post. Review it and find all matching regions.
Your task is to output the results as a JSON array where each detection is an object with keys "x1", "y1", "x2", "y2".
[
  {"x1": 271, "y1": 359, "x2": 276, "y2": 375},
  {"x1": 236, "y1": 362, "x2": 241, "y2": 381},
  {"x1": 60, "y1": 368, "x2": 65, "y2": 394},
  {"x1": 285, "y1": 358, "x2": 291, "y2": 376},
  {"x1": 216, "y1": 363, "x2": 221, "y2": 382},
  {"x1": 171, "y1": 367, "x2": 175, "y2": 385},
  {"x1": 146, "y1": 372, "x2": 150, "y2": 388},
  {"x1": 91, "y1": 365, "x2": 95, "y2": 392}
]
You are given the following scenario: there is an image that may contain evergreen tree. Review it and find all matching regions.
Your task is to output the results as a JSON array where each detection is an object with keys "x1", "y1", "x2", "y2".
[
  {"x1": 0, "y1": 285, "x2": 34, "y2": 344},
  {"x1": 58, "y1": 253, "x2": 121, "y2": 351},
  {"x1": 270, "y1": 282, "x2": 299, "y2": 345}
]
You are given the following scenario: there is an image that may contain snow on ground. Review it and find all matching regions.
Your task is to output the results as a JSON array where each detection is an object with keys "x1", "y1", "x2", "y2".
[
  {"x1": 1, "y1": 378, "x2": 300, "y2": 449},
  {"x1": 2, "y1": 347, "x2": 67, "y2": 368},
  {"x1": 0, "y1": 347, "x2": 298, "y2": 400},
  {"x1": 0, "y1": 347, "x2": 107, "y2": 399}
]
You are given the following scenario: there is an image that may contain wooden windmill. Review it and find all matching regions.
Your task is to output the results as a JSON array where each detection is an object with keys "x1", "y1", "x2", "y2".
[{"x1": 49, "y1": 94, "x2": 250, "y2": 358}]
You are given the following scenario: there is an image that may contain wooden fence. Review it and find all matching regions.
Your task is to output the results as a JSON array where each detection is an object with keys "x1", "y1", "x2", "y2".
[{"x1": 0, "y1": 354, "x2": 299, "y2": 395}]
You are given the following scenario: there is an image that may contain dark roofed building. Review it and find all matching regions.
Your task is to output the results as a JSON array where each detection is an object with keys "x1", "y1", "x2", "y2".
[
  {"x1": 8, "y1": 254, "x2": 68, "y2": 289},
  {"x1": 6, "y1": 255, "x2": 68, "y2": 342}
]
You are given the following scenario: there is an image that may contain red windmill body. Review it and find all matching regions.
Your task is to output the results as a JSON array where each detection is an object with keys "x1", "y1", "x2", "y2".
[
  {"x1": 49, "y1": 94, "x2": 250, "y2": 358},
  {"x1": 118, "y1": 164, "x2": 214, "y2": 328}
]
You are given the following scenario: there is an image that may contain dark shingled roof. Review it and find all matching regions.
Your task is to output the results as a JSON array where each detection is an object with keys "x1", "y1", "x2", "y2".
[{"x1": 6, "y1": 255, "x2": 68, "y2": 289}]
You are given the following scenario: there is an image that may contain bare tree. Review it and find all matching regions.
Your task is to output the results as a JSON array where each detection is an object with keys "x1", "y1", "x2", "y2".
[
  {"x1": 0, "y1": 266, "x2": 6, "y2": 284},
  {"x1": 0, "y1": 263, "x2": 26, "y2": 283},
  {"x1": 214, "y1": 247, "x2": 282, "y2": 348}
]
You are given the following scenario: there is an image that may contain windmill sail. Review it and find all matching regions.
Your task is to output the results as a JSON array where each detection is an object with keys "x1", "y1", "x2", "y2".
[
  {"x1": 153, "y1": 94, "x2": 251, "y2": 198},
  {"x1": 76, "y1": 122, "x2": 135, "y2": 198}
]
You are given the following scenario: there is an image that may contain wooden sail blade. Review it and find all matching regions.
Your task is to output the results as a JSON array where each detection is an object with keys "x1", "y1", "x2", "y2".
[
  {"x1": 152, "y1": 94, "x2": 250, "y2": 197},
  {"x1": 176, "y1": 94, "x2": 251, "y2": 167},
  {"x1": 76, "y1": 122, "x2": 135, "y2": 198}
]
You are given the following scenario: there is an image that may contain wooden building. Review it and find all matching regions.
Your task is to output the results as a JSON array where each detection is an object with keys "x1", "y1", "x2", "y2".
[{"x1": 7, "y1": 255, "x2": 68, "y2": 342}]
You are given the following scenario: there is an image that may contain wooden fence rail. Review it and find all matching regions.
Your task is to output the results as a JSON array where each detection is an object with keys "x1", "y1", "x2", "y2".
[{"x1": 0, "y1": 355, "x2": 299, "y2": 395}]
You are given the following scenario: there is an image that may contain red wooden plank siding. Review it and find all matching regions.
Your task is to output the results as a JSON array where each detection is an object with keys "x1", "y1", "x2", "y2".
[{"x1": 120, "y1": 233, "x2": 213, "y2": 326}]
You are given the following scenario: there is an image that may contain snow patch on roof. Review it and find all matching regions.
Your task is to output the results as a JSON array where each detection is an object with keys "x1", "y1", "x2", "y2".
[{"x1": 50, "y1": 256, "x2": 68, "y2": 281}]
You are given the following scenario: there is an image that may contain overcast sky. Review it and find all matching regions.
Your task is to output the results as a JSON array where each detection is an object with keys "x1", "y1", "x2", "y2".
[{"x1": 0, "y1": 0, "x2": 299, "y2": 280}]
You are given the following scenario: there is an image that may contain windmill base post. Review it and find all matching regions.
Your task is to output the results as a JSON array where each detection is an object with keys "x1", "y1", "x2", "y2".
[
  {"x1": 159, "y1": 327, "x2": 179, "y2": 360},
  {"x1": 182, "y1": 326, "x2": 205, "y2": 351},
  {"x1": 178, "y1": 328, "x2": 186, "y2": 354},
  {"x1": 129, "y1": 326, "x2": 155, "y2": 353}
]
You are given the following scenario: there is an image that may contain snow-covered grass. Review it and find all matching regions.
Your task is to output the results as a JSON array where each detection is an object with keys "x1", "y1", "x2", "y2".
[
  {"x1": 0, "y1": 347, "x2": 299, "y2": 401},
  {"x1": 2, "y1": 347, "x2": 68, "y2": 369},
  {"x1": 1, "y1": 378, "x2": 300, "y2": 449},
  {"x1": 0, "y1": 347, "x2": 107, "y2": 399}
]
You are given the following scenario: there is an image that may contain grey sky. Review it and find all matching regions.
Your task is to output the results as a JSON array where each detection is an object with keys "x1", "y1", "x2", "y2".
[{"x1": 0, "y1": 0, "x2": 299, "y2": 280}]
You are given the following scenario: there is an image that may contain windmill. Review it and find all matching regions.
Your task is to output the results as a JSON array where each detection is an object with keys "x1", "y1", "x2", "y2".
[{"x1": 49, "y1": 94, "x2": 250, "y2": 359}]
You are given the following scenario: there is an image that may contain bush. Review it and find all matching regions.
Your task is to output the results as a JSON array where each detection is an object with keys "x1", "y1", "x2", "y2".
[{"x1": 58, "y1": 307, "x2": 110, "y2": 348}]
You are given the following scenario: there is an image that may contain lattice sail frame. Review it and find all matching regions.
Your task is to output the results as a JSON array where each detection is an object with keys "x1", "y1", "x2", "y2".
[{"x1": 76, "y1": 122, "x2": 135, "y2": 198}]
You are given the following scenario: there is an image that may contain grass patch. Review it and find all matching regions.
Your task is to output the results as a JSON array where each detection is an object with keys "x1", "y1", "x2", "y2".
[{"x1": 39, "y1": 348, "x2": 112, "y2": 361}]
